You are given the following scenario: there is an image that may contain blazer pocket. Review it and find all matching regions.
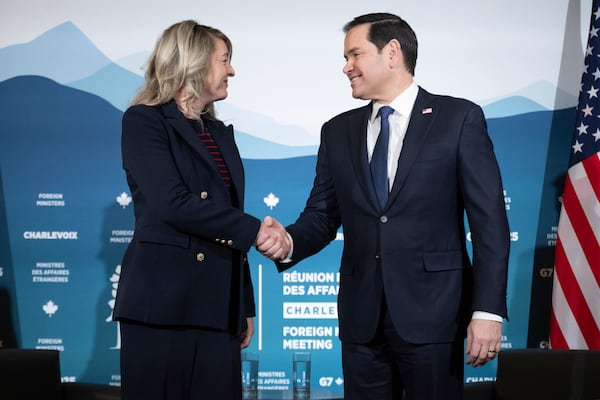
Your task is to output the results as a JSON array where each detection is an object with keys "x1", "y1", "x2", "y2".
[
  {"x1": 135, "y1": 228, "x2": 191, "y2": 249},
  {"x1": 423, "y1": 251, "x2": 463, "y2": 271},
  {"x1": 414, "y1": 155, "x2": 445, "y2": 163}
]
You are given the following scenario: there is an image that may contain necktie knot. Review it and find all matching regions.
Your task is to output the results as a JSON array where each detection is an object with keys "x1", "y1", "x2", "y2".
[{"x1": 378, "y1": 105, "x2": 394, "y2": 120}]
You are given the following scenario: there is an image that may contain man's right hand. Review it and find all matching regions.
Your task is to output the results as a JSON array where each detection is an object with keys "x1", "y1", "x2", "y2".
[{"x1": 255, "y1": 216, "x2": 291, "y2": 261}]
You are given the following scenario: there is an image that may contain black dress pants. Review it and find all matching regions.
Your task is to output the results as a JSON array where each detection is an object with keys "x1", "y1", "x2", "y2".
[
  {"x1": 341, "y1": 307, "x2": 464, "y2": 400},
  {"x1": 120, "y1": 320, "x2": 242, "y2": 400}
]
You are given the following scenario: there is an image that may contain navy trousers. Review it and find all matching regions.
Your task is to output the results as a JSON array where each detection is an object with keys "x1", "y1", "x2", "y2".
[{"x1": 120, "y1": 320, "x2": 242, "y2": 400}]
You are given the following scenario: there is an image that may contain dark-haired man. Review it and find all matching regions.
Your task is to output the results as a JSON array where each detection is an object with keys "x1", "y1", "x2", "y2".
[{"x1": 259, "y1": 13, "x2": 510, "y2": 400}]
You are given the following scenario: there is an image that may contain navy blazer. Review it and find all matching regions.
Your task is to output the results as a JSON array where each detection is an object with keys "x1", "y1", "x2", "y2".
[
  {"x1": 278, "y1": 87, "x2": 510, "y2": 344},
  {"x1": 114, "y1": 100, "x2": 261, "y2": 333}
]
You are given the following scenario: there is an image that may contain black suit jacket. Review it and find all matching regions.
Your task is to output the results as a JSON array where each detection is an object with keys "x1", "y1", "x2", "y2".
[
  {"x1": 114, "y1": 100, "x2": 260, "y2": 333},
  {"x1": 278, "y1": 87, "x2": 510, "y2": 344}
]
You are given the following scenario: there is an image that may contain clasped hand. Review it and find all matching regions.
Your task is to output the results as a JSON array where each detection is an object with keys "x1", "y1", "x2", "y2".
[{"x1": 255, "y1": 216, "x2": 291, "y2": 261}]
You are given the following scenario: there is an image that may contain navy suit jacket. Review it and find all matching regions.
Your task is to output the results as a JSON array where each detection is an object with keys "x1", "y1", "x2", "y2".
[
  {"x1": 278, "y1": 87, "x2": 510, "y2": 344},
  {"x1": 113, "y1": 100, "x2": 261, "y2": 333}
]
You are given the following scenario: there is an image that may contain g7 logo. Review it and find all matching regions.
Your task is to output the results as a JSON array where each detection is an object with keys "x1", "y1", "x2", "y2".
[
  {"x1": 319, "y1": 377, "x2": 333, "y2": 387},
  {"x1": 540, "y1": 268, "x2": 554, "y2": 278}
]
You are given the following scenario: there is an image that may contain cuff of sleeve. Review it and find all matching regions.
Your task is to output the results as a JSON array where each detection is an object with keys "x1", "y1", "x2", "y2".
[
  {"x1": 279, "y1": 232, "x2": 294, "y2": 263},
  {"x1": 472, "y1": 311, "x2": 503, "y2": 322}
]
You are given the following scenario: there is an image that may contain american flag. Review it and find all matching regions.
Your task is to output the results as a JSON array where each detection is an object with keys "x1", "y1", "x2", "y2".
[{"x1": 549, "y1": 0, "x2": 600, "y2": 350}]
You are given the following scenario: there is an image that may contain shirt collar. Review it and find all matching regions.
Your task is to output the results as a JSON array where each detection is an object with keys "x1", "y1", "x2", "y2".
[{"x1": 370, "y1": 82, "x2": 419, "y2": 121}]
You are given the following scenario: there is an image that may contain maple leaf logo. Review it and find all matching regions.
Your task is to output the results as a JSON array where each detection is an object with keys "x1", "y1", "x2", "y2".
[
  {"x1": 116, "y1": 192, "x2": 132, "y2": 208},
  {"x1": 263, "y1": 193, "x2": 279, "y2": 210},
  {"x1": 42, "y1": 300, "x2": 59, "y2": 317}
]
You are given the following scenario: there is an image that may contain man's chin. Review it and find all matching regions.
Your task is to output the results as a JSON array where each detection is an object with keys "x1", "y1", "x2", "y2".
[{"x1": 350, "y1": 88, "x2": 361, "y2": 98}]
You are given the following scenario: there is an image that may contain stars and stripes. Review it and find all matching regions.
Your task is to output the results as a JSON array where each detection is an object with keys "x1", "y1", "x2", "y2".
[{"x1": 549, "y1": 0, "x2": 600, "y2": 350}]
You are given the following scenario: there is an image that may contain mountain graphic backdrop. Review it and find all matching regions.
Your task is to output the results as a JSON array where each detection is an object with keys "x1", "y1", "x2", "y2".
[
  {"x1": 0, "y1": 19, "x2": 578, "y2": 386},
  {"x1": 0, "y1": 21, "x2": 578, "y2": 155}
]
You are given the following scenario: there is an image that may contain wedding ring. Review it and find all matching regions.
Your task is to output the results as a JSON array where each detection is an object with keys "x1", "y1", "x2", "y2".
[{"x1": 488, "y1": 349, "x2": 496, "y2": 353}]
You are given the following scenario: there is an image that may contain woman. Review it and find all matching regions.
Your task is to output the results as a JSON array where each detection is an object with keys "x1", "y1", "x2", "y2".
[{"x1": 113, "y1": 20, "x2": 285, "y2": 399}]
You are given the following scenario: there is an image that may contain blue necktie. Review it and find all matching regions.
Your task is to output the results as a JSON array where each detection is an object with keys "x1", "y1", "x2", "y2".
[{"x1": 370, "y1": 106, "x2": 394, "y2": 209}]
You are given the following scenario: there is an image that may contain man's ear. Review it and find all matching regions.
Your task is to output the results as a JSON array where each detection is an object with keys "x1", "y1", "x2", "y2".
[{"x1": 387, "y1": 39, "x2": 402, "y2": 68}]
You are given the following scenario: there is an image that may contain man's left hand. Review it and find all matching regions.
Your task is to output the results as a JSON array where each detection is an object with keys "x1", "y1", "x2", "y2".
[{"x1": 465, "y1": 319, "x2": 502, "y2": 367}]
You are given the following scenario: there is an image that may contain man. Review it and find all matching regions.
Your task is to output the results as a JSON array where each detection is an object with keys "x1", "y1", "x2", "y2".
[{"x1": 258, "y1": 12, "x2": 509, "y2": 400}]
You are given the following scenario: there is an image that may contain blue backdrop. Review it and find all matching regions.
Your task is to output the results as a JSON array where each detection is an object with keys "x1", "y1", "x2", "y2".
[{"x1": 0, "y1": 2, "x2": 582, "y2": 396}]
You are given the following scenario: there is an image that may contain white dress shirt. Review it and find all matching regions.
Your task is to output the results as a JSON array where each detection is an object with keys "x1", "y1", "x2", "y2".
[{"x1": 368, "y1": 82, "x2": 419, "y2": 191}]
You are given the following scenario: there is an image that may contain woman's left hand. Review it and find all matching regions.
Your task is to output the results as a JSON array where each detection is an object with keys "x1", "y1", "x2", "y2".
[{"x1": 240, "y1": 317, "x2": 255, "y2": 348}]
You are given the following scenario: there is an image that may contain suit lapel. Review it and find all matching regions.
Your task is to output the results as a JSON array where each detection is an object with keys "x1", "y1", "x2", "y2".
[
  {"x1": 161, "y1": 100, "x2": 208, "y2": 156},
  {"x1": 347, "y1": 104, "x2": 381, "y2": 209},
  {"x1": 388, "y1": 88, "x2": 437, "y2": 206},
  {"x1": 161, "y1": 101, "x2": 243, "y2": 202}
]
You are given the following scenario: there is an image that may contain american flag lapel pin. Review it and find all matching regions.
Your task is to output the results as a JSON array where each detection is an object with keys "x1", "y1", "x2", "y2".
[{"x1": 422, "y1": 107, "x2": 433, "y2": 114}]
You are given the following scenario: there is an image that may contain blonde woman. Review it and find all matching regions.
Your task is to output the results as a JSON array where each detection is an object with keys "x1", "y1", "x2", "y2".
[{"x1": 113, "y1": 20, "x2": 289, "y2": 399}]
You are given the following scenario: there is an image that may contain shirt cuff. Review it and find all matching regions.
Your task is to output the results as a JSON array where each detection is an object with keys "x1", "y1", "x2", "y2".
[
  {"x1": 472, "y1": 311, "x2": 503, "y2": 322},
  {"x1": 279, "y1": 232, "x2": 294, "y2": 263}
]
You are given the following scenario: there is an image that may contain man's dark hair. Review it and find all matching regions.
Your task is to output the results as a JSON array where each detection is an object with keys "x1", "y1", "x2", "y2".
[{"x1": 343, "y1": 13, "x2": 418, "y2": 76}]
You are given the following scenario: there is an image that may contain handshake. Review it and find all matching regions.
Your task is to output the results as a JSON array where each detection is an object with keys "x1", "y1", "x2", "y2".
[{"x1": 255, "y1": 216, "x2": 291, "y2": 261}]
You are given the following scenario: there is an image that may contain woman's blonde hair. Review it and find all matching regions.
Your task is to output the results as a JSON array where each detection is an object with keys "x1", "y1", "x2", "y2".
[{"x1": 131, "y1": 20, "x2": 232, "y2": 118}]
